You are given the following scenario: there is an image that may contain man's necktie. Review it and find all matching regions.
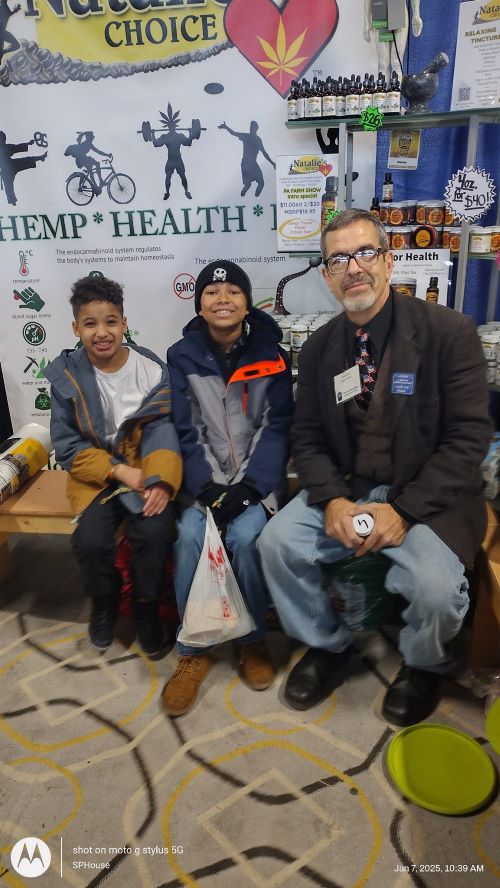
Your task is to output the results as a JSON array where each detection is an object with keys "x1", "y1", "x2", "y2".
[{"x1": 354, "y1": 328, "x2": 377, "y2": 409}]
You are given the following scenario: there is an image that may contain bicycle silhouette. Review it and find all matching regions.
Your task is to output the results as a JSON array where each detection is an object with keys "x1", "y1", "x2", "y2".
[{"x1": 65, "y1": 155, "x2": 136, "y2": 205}]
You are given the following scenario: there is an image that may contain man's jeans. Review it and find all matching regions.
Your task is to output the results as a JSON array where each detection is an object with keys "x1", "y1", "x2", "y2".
[
  {"x1": 257, "y1": 487, "x2": 469, "y2": 671},
  {"x1": 174, "y1": 504, "x2": 269, "y2": 656}
]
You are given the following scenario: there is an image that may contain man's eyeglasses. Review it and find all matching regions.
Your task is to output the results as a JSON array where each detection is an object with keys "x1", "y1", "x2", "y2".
[{"x1": 324, "y1": 248, "x2": 386, "y2": 276}]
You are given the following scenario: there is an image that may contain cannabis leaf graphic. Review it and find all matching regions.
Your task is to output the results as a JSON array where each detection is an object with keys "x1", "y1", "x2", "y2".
[{"x1": 257, "y1": 20, "x2": 307, "y2": 86}]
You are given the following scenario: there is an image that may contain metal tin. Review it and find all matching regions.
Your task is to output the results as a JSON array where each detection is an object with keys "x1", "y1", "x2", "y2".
[{"x1": 413, "y1": 224, "x2": 440, "y2": 248}]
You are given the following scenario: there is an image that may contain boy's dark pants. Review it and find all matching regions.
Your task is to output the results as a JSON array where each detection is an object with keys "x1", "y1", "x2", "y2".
[{"x1": 72, "y1": 487, "x2": 176, "y2": 603}]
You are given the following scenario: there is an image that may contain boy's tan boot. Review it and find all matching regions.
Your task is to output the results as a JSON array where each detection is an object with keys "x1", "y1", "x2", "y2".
[
  {"x1": 162, "y1": 654, "x2": 211, "y2": 717},
  {"x1": 239, "y1": 639, "x2": 275, "y2": 690}
]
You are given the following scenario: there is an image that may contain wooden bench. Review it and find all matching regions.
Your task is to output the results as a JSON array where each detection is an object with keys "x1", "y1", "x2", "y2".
[{"x1": 0, "y1": 470, "x2": 73, "y2": 580}]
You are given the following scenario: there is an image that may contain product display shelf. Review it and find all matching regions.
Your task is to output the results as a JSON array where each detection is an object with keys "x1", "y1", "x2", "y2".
[{"x1": 286, "y1": 107, "x2": 499, "y2": 317}]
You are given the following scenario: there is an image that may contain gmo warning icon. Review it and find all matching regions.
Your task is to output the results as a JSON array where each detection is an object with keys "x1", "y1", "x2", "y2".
[
  {"x1": 173, "y1": 272, "x2": 195, "y2": 300},
  {"x1": 11, "y1": 837, "x2": 51, "y2": 877}
]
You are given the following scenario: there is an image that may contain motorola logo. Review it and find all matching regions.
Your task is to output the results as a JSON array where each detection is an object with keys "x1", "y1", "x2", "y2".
[{"x1": 11, "y1": 837, "x2": 51, "y2": 877}]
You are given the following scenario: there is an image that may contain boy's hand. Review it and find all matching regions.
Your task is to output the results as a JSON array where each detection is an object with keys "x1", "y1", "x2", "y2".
[
  {"x1": 143, "y1": 482, "x2": 171, "y2": 517},
  {"x1": 114, "y1": 464, "x2": 144, "y2": 492}
]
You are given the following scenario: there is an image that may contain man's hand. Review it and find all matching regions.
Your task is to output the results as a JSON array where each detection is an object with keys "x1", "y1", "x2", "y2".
[
  {"x1": 114, "y1": 464, "x2": 144, "y2": 493},
  {"x1": 324, "y1": 497, "x2": 362, "y2": 549},
  {"x1": 143, "y1": 482, "x2": 171, "y2": 517},
  {"x1": 350, "y1": 502, "x2": 409, "y2": 556}
]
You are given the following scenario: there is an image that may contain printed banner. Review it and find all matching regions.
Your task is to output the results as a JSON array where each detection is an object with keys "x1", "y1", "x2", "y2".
[
  {"x1": 0, "y1": 0, "x2": 377, "y2": 431},
  {"x1": 451, "y1": 0, "x2": 500, "y2": 110},
  {"x1": 392, "y1": 248, "x2": 451, "y2": 305},
  {"x1": 276, "y1": 154, "x2": 334, "y2": 252}
]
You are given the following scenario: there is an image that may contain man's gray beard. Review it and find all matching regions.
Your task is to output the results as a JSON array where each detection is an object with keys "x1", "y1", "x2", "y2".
[{"x1": 341, "y1": 290, "x2": 377, "y2": 313}]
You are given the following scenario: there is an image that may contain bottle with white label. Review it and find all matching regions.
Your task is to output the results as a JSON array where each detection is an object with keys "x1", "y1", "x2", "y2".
[
  {"x1": 372, "y1": 72, "x2": 386, "y2": 112},
  {"x1": 386, "y1": 72, "x2": 401, "y2": 115},
  {"x1": 382, "y1": 172, "x2": 393, "y2": 202},
  {"x1": 335, "y1": 77, "x2": 346, "y2": 117},
  {"x1": 359, "y1": 73, "x2": 372, "y2": 112},
  {"x1": 346, "y1": 74, "x2": 359, "y2": 116},
  {"x1": 322, "y1": 76, "x2": 337, "y2": 118},
  {"x1": 287, "y1": 80, "x2": 299, "y2": 120},
  {"x1": 305, "y1": 76, "x2": 322, "y2": 118}
]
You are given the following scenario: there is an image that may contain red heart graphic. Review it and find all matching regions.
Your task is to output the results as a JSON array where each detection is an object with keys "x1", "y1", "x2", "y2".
[
  {"x1": 319, "y1": 162, "x2": 333, "y2": 176},
  {"x1": 224, "y1": 0, "x2": 339, "y2": 98}
]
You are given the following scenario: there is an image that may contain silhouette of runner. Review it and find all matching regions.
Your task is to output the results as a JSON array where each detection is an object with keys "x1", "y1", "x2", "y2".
[
  {"x1": 0, "y1": 132, "x2": 47, "y2": 206},
  {"x1": 218, "y1": 120, "x2": 275, "y2": 197},
  {"x1": 149, "y1": 106, "x2": 195, "y2": 200},
  {"x1": 0, "y1": 0, "x2": 20, "y2": 65},
  {"x1": 64, "y1": 132, "x2": 111, "y2": 193}
]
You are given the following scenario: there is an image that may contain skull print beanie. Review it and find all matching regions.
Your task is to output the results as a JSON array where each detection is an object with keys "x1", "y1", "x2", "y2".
[{"x1": 194, "y1": 260, "x2": 253, "y2": 314}]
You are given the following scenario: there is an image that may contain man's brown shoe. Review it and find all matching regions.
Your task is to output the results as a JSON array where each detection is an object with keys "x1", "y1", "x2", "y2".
[
  {"x1": 162, "y1": 654, "x2": 211, "y2": 717},
  {"x1": 239, "y1": 639, "x2": 275, "y2": 690}
]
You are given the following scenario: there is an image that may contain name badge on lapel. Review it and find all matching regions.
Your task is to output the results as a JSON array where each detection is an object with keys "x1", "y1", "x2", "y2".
[
  {"x1": 334, "y1": 365, "x2": 361, "y2": 405},
  {"x1": 391, "y1": 372, "x2": 416, "y2": 395}
]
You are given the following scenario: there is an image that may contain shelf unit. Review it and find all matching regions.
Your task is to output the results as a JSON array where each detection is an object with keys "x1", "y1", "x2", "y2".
[{"x1": 286, "y1": 108, "x2": 500, "y2": 317}]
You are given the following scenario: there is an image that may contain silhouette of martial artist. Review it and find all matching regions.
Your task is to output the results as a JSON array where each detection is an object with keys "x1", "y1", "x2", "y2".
[
  {"x1": 0, "y1": 131, "x2": 47, "y2": 206},
  {"x1": 0, "y1": 0, "x2": 20, "y2": 65},
  {"x1": 218, "y1": 120, "x2": 275, "y2": 197},
  {"x1": 147, "y1": 106, "x2": 196, "y2": 200},
  {"x1": 64, "y1": 132, "x2": 111, "y2": 193}
]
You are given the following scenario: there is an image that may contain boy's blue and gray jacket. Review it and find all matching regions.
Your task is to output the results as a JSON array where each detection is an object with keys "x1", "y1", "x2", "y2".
[
  {"x1": 45, "y1": 344, "x2": 182, "y2": 515},
  {"x1": 167, "y1": 308, "x2": 294, "y2": 514}
]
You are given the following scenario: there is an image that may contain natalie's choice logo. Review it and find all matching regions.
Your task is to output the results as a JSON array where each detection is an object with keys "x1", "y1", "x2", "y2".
[
  {"x1": 4, "y1": 0, "x2": 339, "y2": 91},
  {"x1": 21, "y1": 0, "x2": 228, "y2": 67},
  {"x1": 288, "y1": 156, "x2": 332, "y2": 176},
  {"x1": 173, "y1": 272, "x2": 195, "y2": 300},
  {"x1": 10, "y1": 837, "x2": 51, "y2": 877},
  {"x1": 473, "y1": 1, "x2": 500, "y2": 24}
]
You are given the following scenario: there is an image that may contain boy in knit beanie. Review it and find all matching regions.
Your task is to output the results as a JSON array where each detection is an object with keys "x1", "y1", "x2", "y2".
[{"x1": 164, "y1": 259, "x2": 293, "y2": 716}]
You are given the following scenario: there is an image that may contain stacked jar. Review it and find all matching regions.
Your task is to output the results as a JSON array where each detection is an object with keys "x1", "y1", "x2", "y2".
[
  {"x1": 478, "y1": 324, "x2": 500, "y2": 385},
  {"x1": 379, "y1": 199, "x2": 462, "y2": 250},
  {"x1": 277, "y1": 313, "x2": 336, "y2": 370}
]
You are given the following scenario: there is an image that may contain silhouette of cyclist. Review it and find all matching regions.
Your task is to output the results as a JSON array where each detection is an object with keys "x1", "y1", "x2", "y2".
[
  {"x1": 0, "y1": 131, "x2": 47, "y2": 206},
  {"x1": 64, "y1": 132, "x2": 111, "y2": 194},
  {"x1": 218, "y1": 120, "x2": 275, "y2": 197}
]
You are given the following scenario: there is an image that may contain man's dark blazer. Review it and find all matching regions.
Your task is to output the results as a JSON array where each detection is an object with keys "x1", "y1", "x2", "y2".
[{"x1": 292, "y1": 289, "x2": 493, "y2": 569}]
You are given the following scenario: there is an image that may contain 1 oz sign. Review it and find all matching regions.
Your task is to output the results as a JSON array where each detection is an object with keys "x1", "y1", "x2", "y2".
[{"x1": 444, "y1": 165, "x2": 496, "y2": 223}]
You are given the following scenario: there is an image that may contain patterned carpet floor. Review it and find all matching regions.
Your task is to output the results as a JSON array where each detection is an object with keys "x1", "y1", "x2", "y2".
[{"x1": 0, "y1": 533, "x2": 499, "y2": 888}]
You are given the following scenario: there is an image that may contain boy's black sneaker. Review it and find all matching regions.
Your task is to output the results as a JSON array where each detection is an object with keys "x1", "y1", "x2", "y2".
[
  {"x1": 135, "y1": 601, "x2": 167, "y2": 656},
  {"x1": 88, "y1": 596, "x2": 120, "y2": 650}
]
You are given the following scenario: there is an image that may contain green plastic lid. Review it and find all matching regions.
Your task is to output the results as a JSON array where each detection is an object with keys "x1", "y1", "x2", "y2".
[
  {"x1": 386, "y1": 723, "x2": 496, "y2": 815},
  {"x1": 486, "y1": 698, "x2": 500, "y2": 754}
]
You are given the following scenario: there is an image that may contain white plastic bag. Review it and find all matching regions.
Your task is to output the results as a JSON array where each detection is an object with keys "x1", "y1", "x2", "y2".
[{"x1": 177, "y1": 508, "x2": 256, "y2": 647}]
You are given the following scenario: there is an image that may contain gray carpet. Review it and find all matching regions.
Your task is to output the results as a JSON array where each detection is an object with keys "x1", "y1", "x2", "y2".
[{"x1": 0, "y1": 534, "x2": 499, "y2": 888}]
